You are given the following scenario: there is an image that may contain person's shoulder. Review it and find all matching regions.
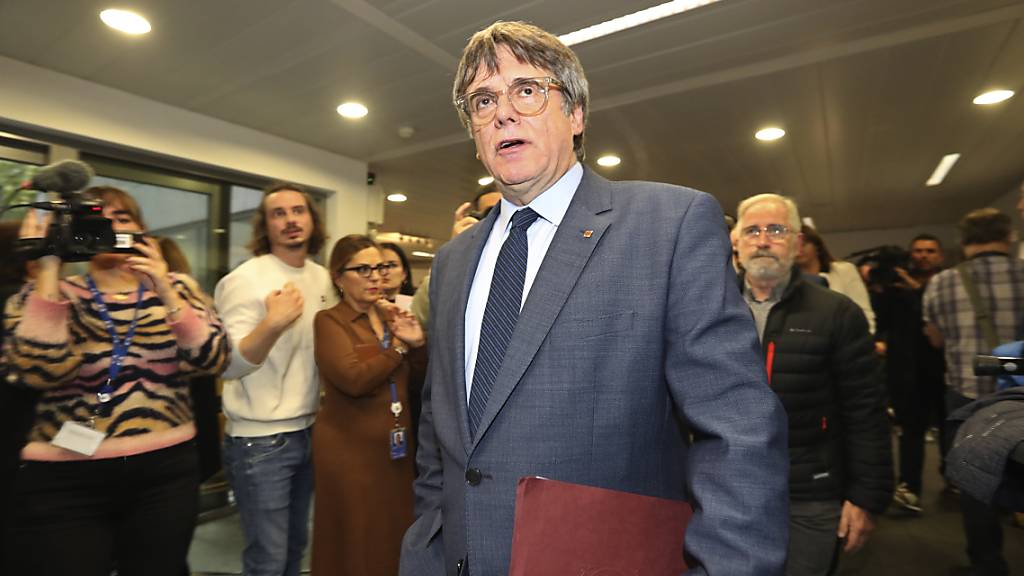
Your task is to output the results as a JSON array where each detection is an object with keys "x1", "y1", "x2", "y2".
[
  {"x1": 303, "y1": 259, "x2": 331, "y2": 279},
  {"x1": 796, "y1": 276, "x2": 848, "y2": 307},
  {"x1": 608, "y1": 178, "x2": 704, "y2": 203},
  {"x1": 215, "y1": 256, "x2": 270, "y2": 301},
  {"x1": 168, "y1": 271, "x2": 203, "y2": 293},
  {"x1": 221, "y1": 255, "x2": 266, "y2": 280}
]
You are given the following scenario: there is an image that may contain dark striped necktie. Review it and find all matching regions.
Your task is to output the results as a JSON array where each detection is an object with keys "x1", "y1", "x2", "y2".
[{"x1": 468, "y1": 207, "x2": 541, "y2": 438}]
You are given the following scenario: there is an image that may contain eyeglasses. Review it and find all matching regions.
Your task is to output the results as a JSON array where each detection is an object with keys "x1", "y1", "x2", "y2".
[
  {"x1": 740, "y1": 224, "x2": 791, "y2": 242},
  {"x1": 342, "y1": 263, "x2": 394, "y2": 278},
  {"x1": 456, "y1": 77, "x2": 564, "y2": 125}
]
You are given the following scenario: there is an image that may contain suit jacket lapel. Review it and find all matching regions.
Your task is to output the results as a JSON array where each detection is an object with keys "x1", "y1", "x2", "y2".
[
  {"x1": 470, "y1": 168, "x2": 613, "y2": 450},
  {"x1": 451, "y1": 209, "x2": 499, "y2": 453}
]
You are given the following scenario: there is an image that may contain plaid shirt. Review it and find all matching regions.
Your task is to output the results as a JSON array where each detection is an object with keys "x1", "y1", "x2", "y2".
[{"x1": 923, "y1": 253, "x2": 1024, "y2": 399}]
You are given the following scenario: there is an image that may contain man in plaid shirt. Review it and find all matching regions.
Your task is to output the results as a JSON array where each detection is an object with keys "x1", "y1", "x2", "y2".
[{"x1": 923, "y1": 207, "x2": 1023, "y2": 576}]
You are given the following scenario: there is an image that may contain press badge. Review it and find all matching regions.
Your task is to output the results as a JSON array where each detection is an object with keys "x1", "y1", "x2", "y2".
[
  {"x1": 52, "y1": 421, "x2": 106, "y2": 456},
  {"x1": 390, "y1": 426, "x2": 407, "y2": 460}
]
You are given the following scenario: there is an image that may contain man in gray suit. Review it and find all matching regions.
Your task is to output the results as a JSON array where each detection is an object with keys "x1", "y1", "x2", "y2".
[{"x1": 400, "y1": 21, "x2": 789, "y2": 576}]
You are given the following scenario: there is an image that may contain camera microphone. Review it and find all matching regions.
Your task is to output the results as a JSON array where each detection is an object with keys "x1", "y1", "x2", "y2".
[
  {"x1": 21, "y1": 160, "x2": 95, "y2": 195},
  {"x1": 974, "y1": 355, "x2": 1024, "y2": 376}
]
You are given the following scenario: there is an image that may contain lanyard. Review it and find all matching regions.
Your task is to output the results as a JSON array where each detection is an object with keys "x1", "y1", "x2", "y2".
[
  {"x1": 380, "y1": 325, "x2": 402, "y2": 419},
  {"x1": 85, "y1": 275, "x2": 144, "y2": 404}
]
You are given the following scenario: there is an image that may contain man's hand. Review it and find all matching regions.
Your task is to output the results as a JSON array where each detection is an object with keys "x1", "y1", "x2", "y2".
[
  {"x1": 265, "y1": 282, "x2": 304, "y2": 330},
  {"x1": 452, "y1": 201, "x2": 480, "y2": 237},
  {"x1": 893, "y1": 267, "x2": 922, "y2": 290},
  {"x1": 837, "y1": 501, "x2": 875, "y2": 553}
]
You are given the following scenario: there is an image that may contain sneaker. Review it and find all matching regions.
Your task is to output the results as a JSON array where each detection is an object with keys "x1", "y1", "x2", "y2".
[{"x1": 893, "y1": 482, "x2": 923, "y2": 513}]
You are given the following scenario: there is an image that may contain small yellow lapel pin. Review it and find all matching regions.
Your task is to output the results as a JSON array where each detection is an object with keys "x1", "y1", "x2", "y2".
[{"x1": 582, "y1": 230, "x2": 594, "y2": 238}]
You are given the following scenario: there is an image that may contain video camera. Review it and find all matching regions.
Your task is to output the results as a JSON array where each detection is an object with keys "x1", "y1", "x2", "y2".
[
  {"x1": 6, "y1": 160, "x2": 140, "y2": 262},
  {"x1": 850, "y1": 245, "x2": 910, "y2": 288}
]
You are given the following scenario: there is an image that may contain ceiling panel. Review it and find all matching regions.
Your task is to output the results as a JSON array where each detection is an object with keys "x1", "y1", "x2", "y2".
[{"x1": 0, "y1": 0, "x2": 1021, "y2": 244}]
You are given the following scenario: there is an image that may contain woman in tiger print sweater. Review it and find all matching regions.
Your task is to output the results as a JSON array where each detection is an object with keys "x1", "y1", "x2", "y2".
[{"x1": 2, "y1": 186, "x2": 229, "y2": 576}]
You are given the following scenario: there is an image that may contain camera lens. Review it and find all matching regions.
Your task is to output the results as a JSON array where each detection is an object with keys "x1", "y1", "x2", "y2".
[{"x1": 73, "y1": 232, "x2": 96, "y2": 249}]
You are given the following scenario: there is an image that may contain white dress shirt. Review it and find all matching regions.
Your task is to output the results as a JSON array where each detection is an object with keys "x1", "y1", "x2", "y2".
[{"x1": 464, "y1": 162, "x2": 583, "y2": 401}]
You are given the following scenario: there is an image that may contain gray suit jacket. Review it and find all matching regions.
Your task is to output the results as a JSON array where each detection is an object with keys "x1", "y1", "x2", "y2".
[{"x1": 400, "y1": 168, "x2": 789, "y2": 575}]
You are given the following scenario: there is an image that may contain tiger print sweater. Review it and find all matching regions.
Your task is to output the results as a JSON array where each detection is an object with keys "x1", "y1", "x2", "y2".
[{"x1": 2, "y1": 273, "x2": 229, "y2": 461}]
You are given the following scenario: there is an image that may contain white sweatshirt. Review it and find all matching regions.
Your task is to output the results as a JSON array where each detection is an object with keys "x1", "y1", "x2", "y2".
[{"x1": 214, "y1": 254, "x2": 337, "y2": 437}]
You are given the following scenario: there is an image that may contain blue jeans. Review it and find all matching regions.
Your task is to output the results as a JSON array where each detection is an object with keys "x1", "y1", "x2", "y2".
[{"x1": 224, "y1": 428, "x2": 314, "y2": 576}]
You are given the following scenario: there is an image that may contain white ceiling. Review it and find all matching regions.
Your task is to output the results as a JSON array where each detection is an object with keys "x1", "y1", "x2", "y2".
[{"x1": 0, "y1": 0, "x2": 1021, "y2": 243}]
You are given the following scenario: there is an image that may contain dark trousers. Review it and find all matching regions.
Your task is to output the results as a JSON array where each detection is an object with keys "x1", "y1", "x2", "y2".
[
  {"x1": 3, "y1": 440, "x2": 200, "y2": 576},
  {"x1": 945, "y1": 391, "x2": 1009, "y2": 576},
  {"x1": 897, "y1": 378, "x2": 946, "y2": 493}
]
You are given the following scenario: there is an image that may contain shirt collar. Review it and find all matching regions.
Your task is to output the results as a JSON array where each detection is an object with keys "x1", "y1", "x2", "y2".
[{"x1": 494, "y1": 162, "x2": 583, "y2": 231}]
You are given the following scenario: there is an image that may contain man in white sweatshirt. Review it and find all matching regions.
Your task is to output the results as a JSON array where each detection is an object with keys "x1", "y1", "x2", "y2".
[{"x1": 214, "y1": 183, "x2": 336, "y2": 576}]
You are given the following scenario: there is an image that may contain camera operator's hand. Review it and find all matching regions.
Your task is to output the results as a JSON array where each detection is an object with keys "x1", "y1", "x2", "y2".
[
  {"x1": 892, "y1": 267, "x2": 922, "y2": 291},
  {"x1": 125, "y1": 238, "x2": 185, "y2": 319},
  {"x1": 452, "y1": 202, "x2": 480, "y2": 238},
  {"x1": 18, "y1": 208, "x2": 51, "y2": 240},
  {"x1": 19, "y1": 210, "x2": 61, "y2": 300}
]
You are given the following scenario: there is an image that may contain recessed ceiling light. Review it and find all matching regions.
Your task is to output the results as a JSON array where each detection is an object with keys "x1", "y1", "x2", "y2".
[
  {"x1": 558, "y1": 0, "x2": 722, "y2": 47},
  {"x1": 755, "y1": 127, "x2": 786, "y2": 142},
  {"x1": 386, "y1": 193, "x2": 407, "y2": 203},
  {"x1": 926, "y1": 153, "x2": 960, "y2": 186},
  {"x1": 596, "y1": 155, "x2": 621, "y2": 167},
  {"x1": 337, "y1": 102, "x2": 368, "y2": 119},
  {"x1": 973, "y1": 89, "x2": 1014, "y2": 105},
  {"x1": 411, "y1": 251, "x2": 435, "y2": 258},
  {"x1": 478, "y1": 176, "x2": 494, "y2": 186},
  {"x1": 100, "y1": 9, "x2": 151, "y2": 35}
]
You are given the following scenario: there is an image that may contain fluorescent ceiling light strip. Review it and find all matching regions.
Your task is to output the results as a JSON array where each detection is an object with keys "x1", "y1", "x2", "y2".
[
  {"x1": 926, "y1": 153, "x2": 960, "y2": 186},
  {"x1": 559, "y1": 0, "x2": 721, "y2": 47}
]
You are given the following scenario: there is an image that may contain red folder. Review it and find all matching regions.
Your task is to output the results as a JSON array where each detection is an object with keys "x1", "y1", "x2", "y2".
[{"x1": 509, "y1": 476, "x2": 693, "y2": 576}]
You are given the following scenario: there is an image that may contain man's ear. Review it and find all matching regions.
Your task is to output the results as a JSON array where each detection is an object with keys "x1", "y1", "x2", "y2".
[{"x1": 570, "y1": 105, "x2": 584, "y2": 136}]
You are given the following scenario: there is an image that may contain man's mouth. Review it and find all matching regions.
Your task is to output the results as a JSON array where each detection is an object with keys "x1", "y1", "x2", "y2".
[
  {"x1": 497, "y1": 138, "x2": 525, "y2": 152},
  {"x1": 284, "y1": 228, "x2": 302, "y2": 235}
]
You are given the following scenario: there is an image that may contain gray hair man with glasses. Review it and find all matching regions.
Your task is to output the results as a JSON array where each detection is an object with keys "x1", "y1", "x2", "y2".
[
  {"x1": 401, "y1": 21, "x2": 790, "y2": 576},
  {"x1": 736, "y1": 193, "x2": 893, "y2": 576}
]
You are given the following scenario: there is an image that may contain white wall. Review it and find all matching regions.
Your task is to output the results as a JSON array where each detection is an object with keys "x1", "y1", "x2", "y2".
[{"x1": 0, "y1": 55, "x2": 375, "y2": 241}]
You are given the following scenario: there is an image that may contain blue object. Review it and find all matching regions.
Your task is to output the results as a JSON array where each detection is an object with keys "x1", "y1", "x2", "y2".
[{"x1": 993, "y1": 341, "x2": 1024, "y2": 390}]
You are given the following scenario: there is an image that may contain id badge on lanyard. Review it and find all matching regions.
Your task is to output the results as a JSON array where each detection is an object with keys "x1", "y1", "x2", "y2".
[
  {"x1": 380, "y1": 325, "x2": 407, "y2": 460},
  {"x1": 85, "y1": 275, "x2": 144, "y2": 413},
  {"x1": 53, "y1": 276, "x2": 143, "y2": 456}
]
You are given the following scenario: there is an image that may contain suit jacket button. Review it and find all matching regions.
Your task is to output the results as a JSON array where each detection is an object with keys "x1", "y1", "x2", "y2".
[{"x1": 465, "y1": 468, "x2": 482, "y2": 486}]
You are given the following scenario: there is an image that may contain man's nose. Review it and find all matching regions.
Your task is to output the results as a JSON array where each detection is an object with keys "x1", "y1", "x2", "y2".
[{"x1": 494, "y1": 93, "x2": 518, "y2": 125}]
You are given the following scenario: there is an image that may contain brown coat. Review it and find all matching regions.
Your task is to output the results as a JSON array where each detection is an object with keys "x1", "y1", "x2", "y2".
[{"x1": 311, "y1": 301, "x2": 426, "y2": 576}]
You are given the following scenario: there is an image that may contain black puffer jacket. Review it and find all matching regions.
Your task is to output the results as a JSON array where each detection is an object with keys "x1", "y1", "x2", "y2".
[{"x1": 750, "y1": 268, "x2": 893, "y2": 514}]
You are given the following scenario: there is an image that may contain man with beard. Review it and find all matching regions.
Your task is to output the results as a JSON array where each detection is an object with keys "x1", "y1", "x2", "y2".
[
  {"x1": 214, "y1": 183, "x2": 335, "y2": 576},
  {"x1": 736, "y1": 193, "x2": 893, "y2": 576}
]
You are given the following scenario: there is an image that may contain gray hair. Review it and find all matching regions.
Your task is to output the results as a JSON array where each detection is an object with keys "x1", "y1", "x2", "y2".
[
  {"x1": 737, "y1": 193, "x2": 802, "y2": 232},
  {"x1": 453, "y1": 21, "x2": 589, "y2": 161}
]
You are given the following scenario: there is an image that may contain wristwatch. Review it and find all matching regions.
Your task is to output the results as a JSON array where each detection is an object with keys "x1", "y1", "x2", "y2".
[{"x1": 393, "y1": 342, "x2": 409, "y2": 356}]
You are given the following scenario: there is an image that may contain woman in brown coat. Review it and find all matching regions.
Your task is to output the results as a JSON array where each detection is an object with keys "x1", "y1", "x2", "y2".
[{"x1": 311, "y1": 234, "x2": 426, "y2": 576}]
